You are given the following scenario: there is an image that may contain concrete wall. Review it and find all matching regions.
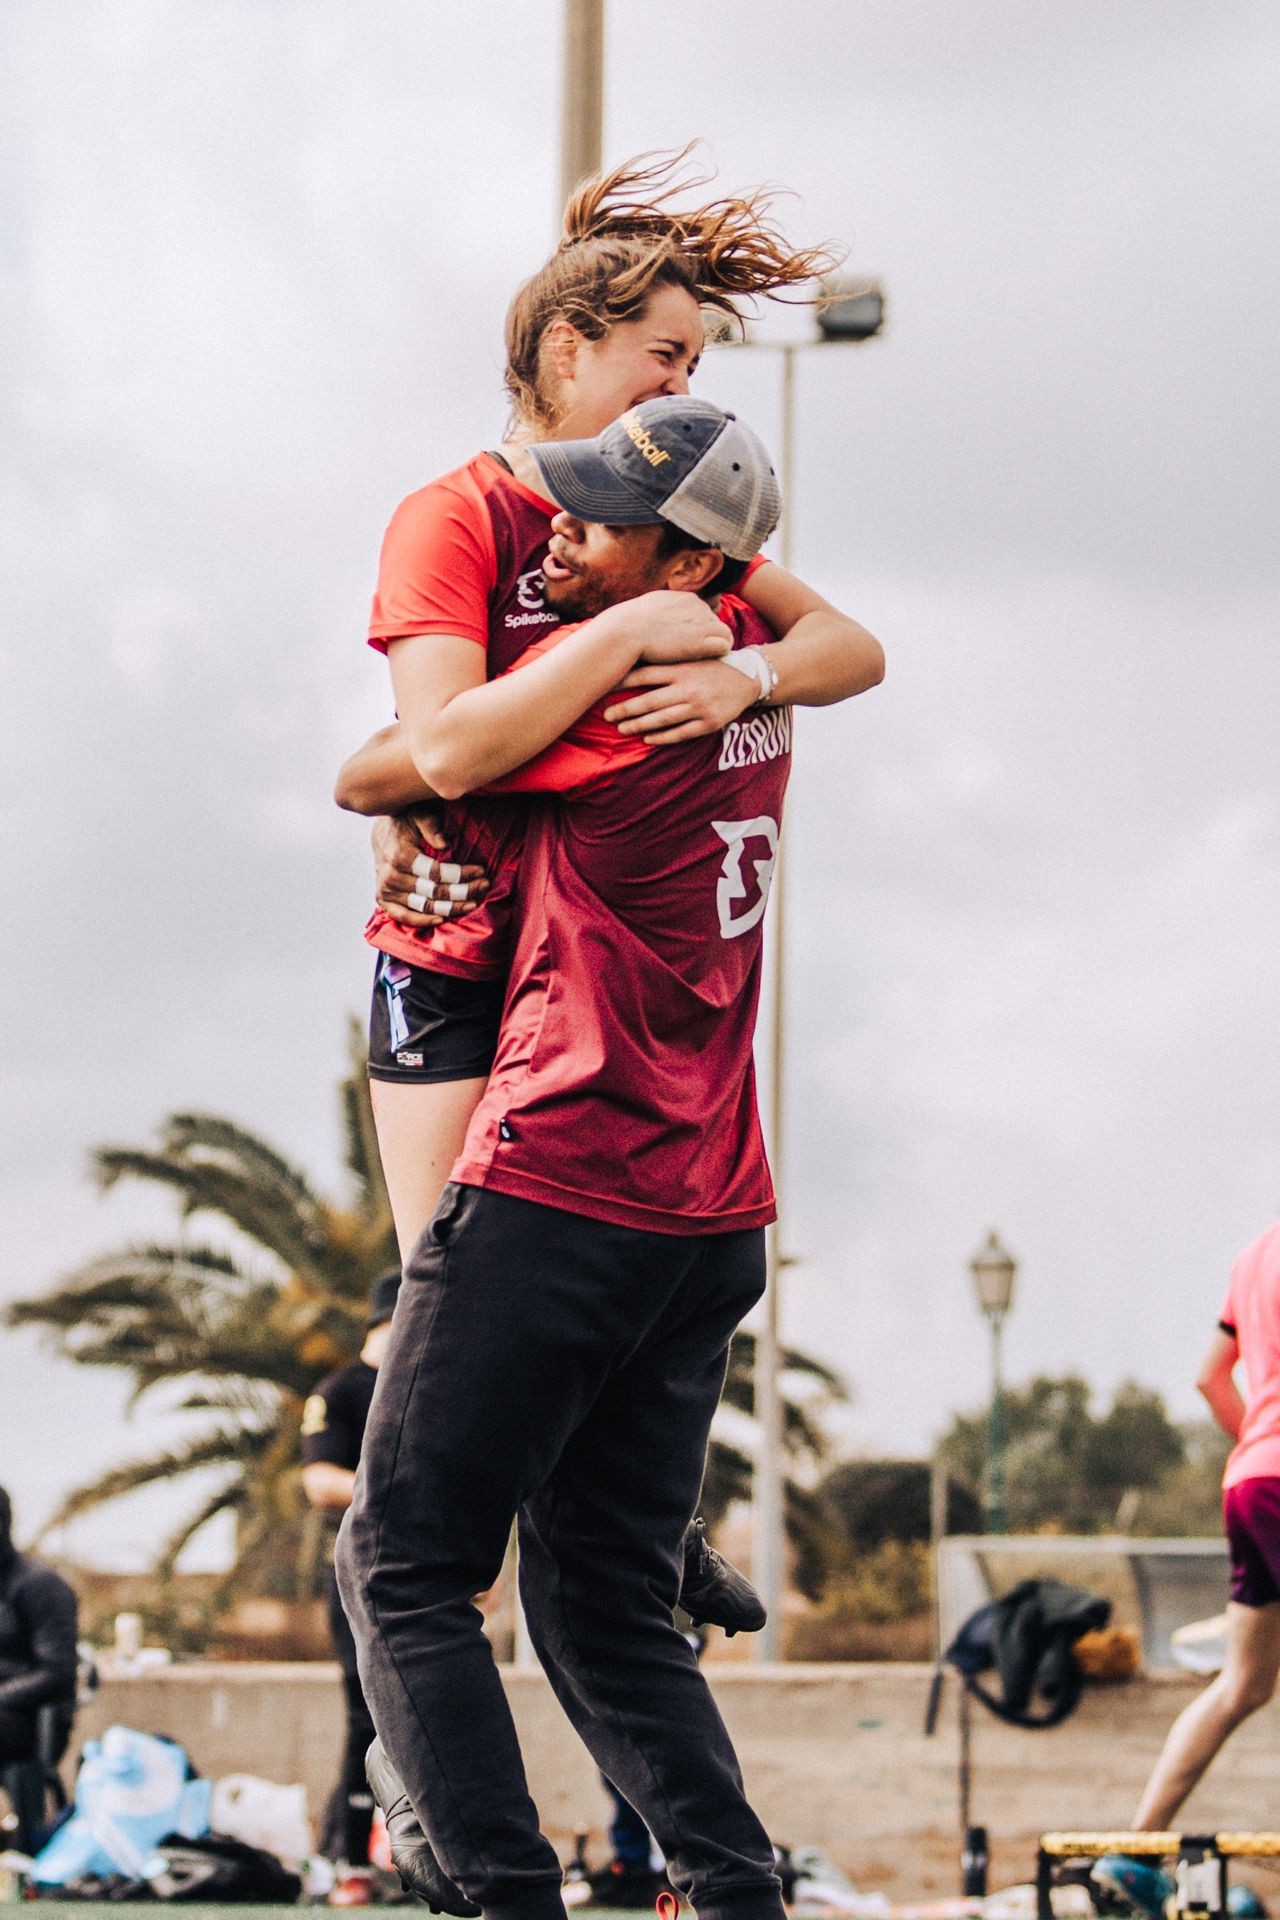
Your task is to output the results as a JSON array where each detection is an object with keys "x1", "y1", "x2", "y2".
[{"x1": 71, "y1": 1664, "x2": 1280, "y2": 1901}]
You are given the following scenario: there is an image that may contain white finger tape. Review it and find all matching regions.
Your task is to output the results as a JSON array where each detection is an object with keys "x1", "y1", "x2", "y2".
[
  {"x1": 406, "y1": 892, "x2": 427, "y2": 913},
  {"x1": 434, "y1": 900, "x2": 454, "y2": 919},
  {"x1": 437, "y1": 861, "x2": 462, "y2": 885},
  {"x1": 447, "y1": 883, "x2": 469, "y2": 901},
  {"x1": 411, "y1": 853, "x2": 434, "y2": 879}
]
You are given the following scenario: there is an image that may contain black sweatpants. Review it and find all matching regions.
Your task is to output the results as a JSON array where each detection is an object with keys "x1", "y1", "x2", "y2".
[
  {"x1": 0, "y1": 1707, "x2": 36, "y2": 1766},
  {"x1": 320, "y1": 1567, "x2": 377, "y2": 1866},
  {"x1": 336, "y1": 1183, "x2": 781, "y2": 1920}
]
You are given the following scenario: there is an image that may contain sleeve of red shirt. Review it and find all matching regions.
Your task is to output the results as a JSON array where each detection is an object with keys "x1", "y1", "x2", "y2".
[
  {"x1": 478, "y1": 625, "x2": 652, "y2": 796},
  {"x1": 742, "y1": 553, "x2": 769, "y2": 582},
  {"x1": 367, "y1": 471, "x2": 497, "y2": 653}
]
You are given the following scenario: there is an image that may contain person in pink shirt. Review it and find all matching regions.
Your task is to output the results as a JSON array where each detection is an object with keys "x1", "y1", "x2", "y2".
[{"x1": 1097, "y1": 1222, "x2": 1280, "y2": 1918}]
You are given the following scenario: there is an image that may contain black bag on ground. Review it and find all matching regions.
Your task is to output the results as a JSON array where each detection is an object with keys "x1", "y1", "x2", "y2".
[
  {"x1": 925, "y1": 1576, "x2": 1111, "y2": 1732},
  {"x1": 142, "y1": 1831, "x2": 303, "y2": 1902}
]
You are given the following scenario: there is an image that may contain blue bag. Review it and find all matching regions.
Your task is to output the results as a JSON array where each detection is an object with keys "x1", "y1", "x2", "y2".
[{"x1": 31, "y1": 1725, "x2": 211, "y2": 1886}]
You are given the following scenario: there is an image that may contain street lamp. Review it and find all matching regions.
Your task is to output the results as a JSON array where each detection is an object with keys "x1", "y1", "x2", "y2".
[
  {"x1": 816, "y1": 277, "x2": 887, "y2": 343},
  {"x1": 968, "y1": 1231, "x2": 1018, "y2": 1535},
  {"x1": 712, "y1": 277, "x2": 885, "y2": 1659}
]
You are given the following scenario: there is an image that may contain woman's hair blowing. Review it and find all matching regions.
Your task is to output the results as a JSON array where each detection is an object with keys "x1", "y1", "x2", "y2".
[{"x1": 505, "y1": 146, "x2": 839, "y2": 430}]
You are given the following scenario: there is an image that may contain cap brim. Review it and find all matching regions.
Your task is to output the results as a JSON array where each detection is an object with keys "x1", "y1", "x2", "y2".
[{"x1": 528, "y1": 439, "x2": 664, "y2": 526}]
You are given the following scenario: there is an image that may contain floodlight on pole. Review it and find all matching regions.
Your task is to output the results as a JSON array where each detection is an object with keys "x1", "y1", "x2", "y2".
[
  {"x1": 816, "y1": 277, "x2": 887, "y2": 344},
  {"x1": 968, "y1": 1231, "x2": 1019, "y2": 1535}
]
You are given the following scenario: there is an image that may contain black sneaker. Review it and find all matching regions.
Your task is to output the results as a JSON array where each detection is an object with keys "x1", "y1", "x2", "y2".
[
  {"x1": 580, "y1": 1861, "x2": 671, "y2": 1910},
  {"x1": 678, "y1": 1517, "x2": 766, "y2": 1636},
  {"x1": 365, "y1": 1740, "x2": 479, "y2": 1916}
]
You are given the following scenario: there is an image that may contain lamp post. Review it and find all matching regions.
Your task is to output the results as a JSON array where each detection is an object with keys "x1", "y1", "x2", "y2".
[
  {"x1": 968, "y1": 1231, "x2": 1018, "y2": 1535},
  {"x1": 712, "y1": 279, "x2": 885, "y2": 1658}
]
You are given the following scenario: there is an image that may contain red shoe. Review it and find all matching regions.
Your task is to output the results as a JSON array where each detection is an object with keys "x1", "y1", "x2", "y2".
[{"x1": 329, "y1": 1868, "x2": 377, "y2": 1906}]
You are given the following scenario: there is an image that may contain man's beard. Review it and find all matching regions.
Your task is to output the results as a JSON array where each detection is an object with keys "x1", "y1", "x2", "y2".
[{"x1": 542, "y1": 577, "x2": 612, "y2": 623}]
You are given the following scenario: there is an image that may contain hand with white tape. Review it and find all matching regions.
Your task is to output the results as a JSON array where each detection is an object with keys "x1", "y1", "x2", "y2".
[{"x1": 371, "y1": 810, "x2": 490, "y2": 930}]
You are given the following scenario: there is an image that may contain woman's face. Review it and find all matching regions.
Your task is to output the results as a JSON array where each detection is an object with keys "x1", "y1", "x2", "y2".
[{"x1": 552, "y1": 282, "x2": 705, "y2": 440}]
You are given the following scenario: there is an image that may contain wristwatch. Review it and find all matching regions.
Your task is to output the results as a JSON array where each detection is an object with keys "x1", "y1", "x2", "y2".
[{"x1": 724, "y1": 646, "x2": 778, "y2": 705}]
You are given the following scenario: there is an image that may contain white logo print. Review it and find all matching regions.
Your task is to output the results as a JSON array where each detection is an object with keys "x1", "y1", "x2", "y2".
[
  {"x1": 516, "y1": 568, "x2": 546, "y2": 611},
  {"x1": 711, "y1": 816, "x2": 779, "y2": 940},
  {"x1": 718, "y1": 706, "x2": 792, "y2": 771}
]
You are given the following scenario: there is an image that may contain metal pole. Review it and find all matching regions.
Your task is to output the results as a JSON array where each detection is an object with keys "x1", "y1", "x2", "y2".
[
  {"x1": 778, "y1": 345, "x2": 796, "y2": 574},
  {"x1": 929, "y1": 1456, "x2": 948, "y2": 1661},
  {"x1": 986, "y1": 1313, "x2": 1007, "y2": 1535},
  {"x1": 754, "y1": 346, "x2": 796, "y2": 1662},
  {"x1": 558, "y1": 0, "x2": 604, "y2": 216}
]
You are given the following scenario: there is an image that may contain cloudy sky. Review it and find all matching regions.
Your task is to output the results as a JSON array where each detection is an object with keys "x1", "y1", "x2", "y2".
[{"x1": 3, "y1": 1, "x2": 1278, "y2": 1569}]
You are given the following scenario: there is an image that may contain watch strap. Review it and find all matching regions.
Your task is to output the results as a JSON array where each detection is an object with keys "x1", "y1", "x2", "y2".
[{"x1": 724, "y1": 646, "x2": 776, "y2": 704}]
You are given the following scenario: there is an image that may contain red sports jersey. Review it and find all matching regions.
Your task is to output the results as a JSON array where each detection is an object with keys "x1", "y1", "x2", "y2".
[
  {"x1": 368, "y1": 452, "x2": 561, "y2": 670},
  {"x1": 453, "y1": 596, "x2": 791, "y2": 1236},
  {"x1": 364, "y1": 453, "x2": 559, "y2": 976},
  {"x1": 362, "y1": 451, "x2": 769, "y2": 981}
]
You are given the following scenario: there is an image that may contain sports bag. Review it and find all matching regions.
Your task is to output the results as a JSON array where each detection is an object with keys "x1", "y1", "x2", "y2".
[{"x1": 925, "y1": 1577, "x2": 1111, "y2": 1732}]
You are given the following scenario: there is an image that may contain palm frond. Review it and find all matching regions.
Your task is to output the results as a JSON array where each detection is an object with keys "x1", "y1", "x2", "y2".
[
  {"x1": 92, "y1": 1148, "x2": 345, "y2": 1292},
  {"x1": 40, "y1": 1427, "x2": 266, "y2": 1532},
  {"x1": 9, "y1": 1247, "x2": 313, "y2": 1400},
  {"x1": 8, "y1": 1242, "x2": 242, "y2": 1331},
  {"x1": 162, "y1": 1114, "x2": 326, "y2": 1223},
  {"x1": 173, "y1": 1380, "x2": 283, "y2": 1421}
]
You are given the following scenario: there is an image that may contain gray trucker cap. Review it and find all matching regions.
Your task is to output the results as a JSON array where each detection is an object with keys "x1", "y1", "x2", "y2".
[{"x1": 528, "y1": 395, "x2": 781, "y2": 563}]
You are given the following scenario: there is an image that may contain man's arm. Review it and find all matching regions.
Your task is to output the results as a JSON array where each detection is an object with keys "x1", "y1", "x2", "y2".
[
  {"x1": 602, "y1": 563, "x2": 884, "y2": 744},
  {"x1": 390, "y1": 592, "x2": 730, "y2": 800},
  {"x1": 1197, "y1": 1326, "x2": 1244, "y2": 1439},
  {"x1": 302, "y1": 1462, "x2": 358, "y2": 1512},
  {"x1": 0, "y1": 1568, "x2": 78, "y2": 1712},
  {"x1": 300, "y1": 1384, "x2": 362, "y2": 1513}
]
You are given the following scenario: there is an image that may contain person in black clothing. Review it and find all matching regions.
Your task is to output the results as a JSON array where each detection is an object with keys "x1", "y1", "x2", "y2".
[
  {"x1": 301, "y1": 1269, "x2": 402, "y2": 1904},
  {"x1": 319, "y1": 1276, "x2": 765, "y2": 1914},
  {"x1": 0, "y1": 1485, "x2": 78, "y2": 1769}
]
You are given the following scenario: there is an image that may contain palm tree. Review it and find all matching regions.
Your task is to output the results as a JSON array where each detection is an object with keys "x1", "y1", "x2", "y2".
[
  {"x1": 10, "y1": 1019, "x2": 849, "y2": 1605},
  {"x1": 7, "y1": 1019, "x2": 396, "y2": 1603}
]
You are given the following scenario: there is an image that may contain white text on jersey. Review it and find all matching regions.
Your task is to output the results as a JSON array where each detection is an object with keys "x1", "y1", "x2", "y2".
[{"x1": 718, "y1": 706, "x2": 792, "y2": 771}]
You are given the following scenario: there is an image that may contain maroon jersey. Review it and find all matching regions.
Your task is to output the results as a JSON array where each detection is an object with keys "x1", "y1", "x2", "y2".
[{"x1": 453, "y1": 597, "x2": 791, "y2": 1236}]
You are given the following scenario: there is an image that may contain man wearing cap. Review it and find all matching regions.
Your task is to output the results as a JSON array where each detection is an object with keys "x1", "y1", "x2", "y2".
[
  {"x1": 301, "y1": 1269, "x2": 402, "y2": 1905},
  {"x1": 337, "y1": 398, "x2": 827, "y2": 1920}
]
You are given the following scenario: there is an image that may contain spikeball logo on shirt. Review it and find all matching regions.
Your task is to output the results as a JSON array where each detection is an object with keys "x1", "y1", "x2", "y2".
[{"x1": 506, "y1": 567, "x2": 556, "y2": 630}]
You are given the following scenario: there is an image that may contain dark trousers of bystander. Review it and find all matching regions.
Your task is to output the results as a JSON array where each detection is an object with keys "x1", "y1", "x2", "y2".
[
  {"x1": 336, "y1": 1182, "x2": 782, "y2": 1920},
  {"x1": 0, "y1": 1708, "x2": 36, "y2": 1767},
  {"x1": 320, "y1": 1568, "x2": 377, "y2": 1867}
]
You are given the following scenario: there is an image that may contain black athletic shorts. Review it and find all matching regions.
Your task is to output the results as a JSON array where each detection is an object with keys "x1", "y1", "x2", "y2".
[{"x1": 367, "y1": 951, "x2": 504, "y2": 1084}]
